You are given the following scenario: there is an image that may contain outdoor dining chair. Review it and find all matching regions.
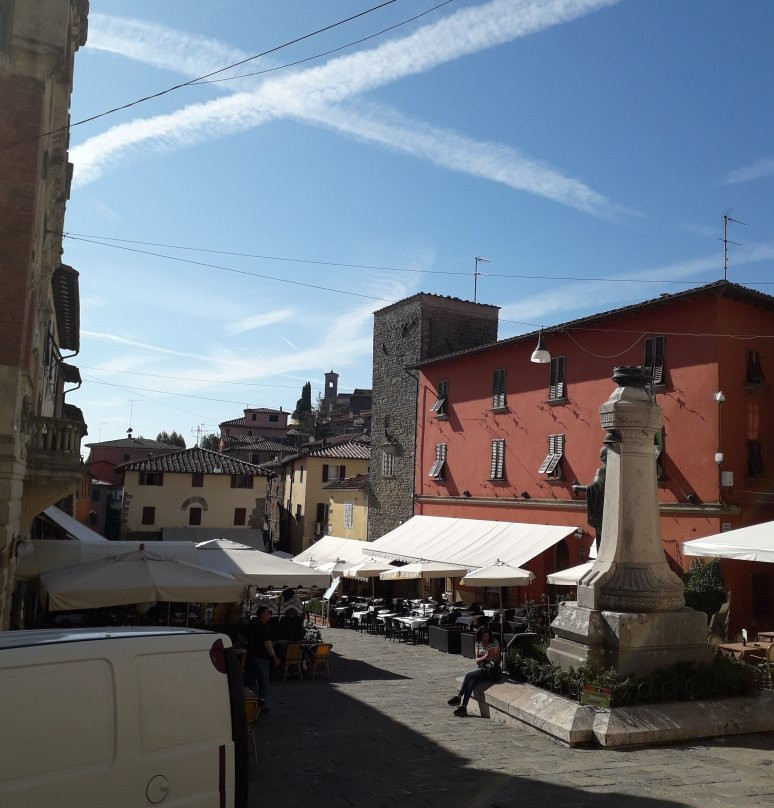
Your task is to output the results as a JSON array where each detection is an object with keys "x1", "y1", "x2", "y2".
[
  {"x1": 750, "y1": 643, "x2": 774, "y2": 688},
  {"x1": 244, "y1": 694, "x2": 261, "y2": 764},
  {"x1": 282, "y1": 643, "x2": 304, "y2": 681},
  {"x1": 307, "y1": 643, "x2": 333, "y2": 679}
]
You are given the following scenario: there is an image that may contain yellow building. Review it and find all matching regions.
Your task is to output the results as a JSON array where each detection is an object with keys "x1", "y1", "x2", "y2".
[
  {"x1": 119, "y1": 448, "x2": 269, "y2": 541},
  {"x1": 266, "y1": 440, "x2": 370, "y2": 554},
  {"x1": 324, "y1": 475, "x2": 369, "y2": 541}
]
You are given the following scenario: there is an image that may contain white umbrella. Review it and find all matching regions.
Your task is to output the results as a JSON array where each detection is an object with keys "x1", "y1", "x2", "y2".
[
  {"x1": 39, "y1": 549, "x2": 246, "y2": 611},
  {"x1": 379, "y1": 560, "x2": 469, "y2": 580},
  {"x1": 196, "y1": 547, "x2": 330, "y2": 588},
  {"x1": 195, "y1": 539, "x2": 255, "y2": 550},
  {"x1": 342, "y1": 558, "x2": 395, "y2": 597},
  {"x1": 314, "y1": 559, "x2": 350, "y2": 577},
  {"x1": 380, "y1": 560, "x2": 469, "y2": 601},
  {"x1": 460, "y1": 561, "x2": 535, "y2": 640},
  {"x1": 546, "y1": 562, "x2": 594, "y2": 586}
]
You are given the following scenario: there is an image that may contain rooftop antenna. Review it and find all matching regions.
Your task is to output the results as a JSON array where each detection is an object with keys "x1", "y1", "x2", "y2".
[
  {"x1": 128, "y1": 399, "x2": 139, "y2": 436},
  {"x1": 717, "y1": 213, "x2": 745, "y2": 280},
  {"x1": 473, "y1": 256, "x2": 490, "y2": 303}
]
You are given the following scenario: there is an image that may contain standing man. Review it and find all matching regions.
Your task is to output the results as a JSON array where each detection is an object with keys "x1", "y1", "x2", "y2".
[{"x1": 244, "y1": 605, "x2": 280, "y2": 714}]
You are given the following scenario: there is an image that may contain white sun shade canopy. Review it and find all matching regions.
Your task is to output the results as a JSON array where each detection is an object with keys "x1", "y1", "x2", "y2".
[
  {"x1": 42, "y1": 506, "x2": 110, "y2": 544},
  {"x1": 461, "y1": 562, "x2": 535, "y2": 587},
  {"x1": 196, "y1": 548, "x2": 330, "y2": 588},
  {"x1": 546, "y1": 562, "x2": 595, "y2": 585},
  {"x1": 682, "y1": 522, "x2": 774, "y2": 563},
  {"x1": 367, "y1": 516, "x2": 578, "y2": 570},
  {"x1": 342, "y1": 559, "x2": 394, "y2": 579},
  {"x1": 293, "y1": 535, "x2": 371, "y2": 566},
  {"x1": 380, "y1": 560, "x2": 470, "y2": 580}
]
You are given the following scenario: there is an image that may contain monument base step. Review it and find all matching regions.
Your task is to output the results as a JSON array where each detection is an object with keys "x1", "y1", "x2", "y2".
[{"x1": 457, "y1": 678, "x2": 774, "y2": 748}]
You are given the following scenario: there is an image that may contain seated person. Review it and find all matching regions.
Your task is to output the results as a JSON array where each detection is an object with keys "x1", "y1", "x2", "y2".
[{"x1": 447, "y1": 627, "x2": 501, "y2": 716}]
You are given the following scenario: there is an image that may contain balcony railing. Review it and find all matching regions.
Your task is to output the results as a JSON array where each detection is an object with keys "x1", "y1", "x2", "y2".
[{"x1": 27, "y1": 415, "x2": 86, "y2": 465}]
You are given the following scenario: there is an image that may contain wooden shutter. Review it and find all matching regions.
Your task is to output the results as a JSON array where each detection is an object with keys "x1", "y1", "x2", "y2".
[
  {"x1": 322, "y1": 464, "x2": 329, "y2": 482},
  {"x1": 549, "y1": 357, "x2": 565, "y2": 400},
  {"x1": 339, "y1": 465, "x2": 346, "y2": 480}
]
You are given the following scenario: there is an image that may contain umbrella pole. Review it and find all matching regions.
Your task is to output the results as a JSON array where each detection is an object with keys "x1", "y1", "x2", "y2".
[
  {"x1": 500, "y1": 587, "x2": 504, "y2": 646},
  {"x1": 167, "y1": 602, "x2": 171, "y2": 626}
]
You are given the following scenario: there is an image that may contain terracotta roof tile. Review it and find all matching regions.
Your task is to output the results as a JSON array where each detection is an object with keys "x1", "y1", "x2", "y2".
[
  {"x1": 119, "y1": 447, "x2": 268, "y2": 475},
  {"x1": 323, "y1": 473, "x2": 371, "y2": 491}
]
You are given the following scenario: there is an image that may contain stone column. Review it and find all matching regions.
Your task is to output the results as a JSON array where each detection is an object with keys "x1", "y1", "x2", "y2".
[{"x1": 547, "y1": 366, "x2": 710, "y2": 677}]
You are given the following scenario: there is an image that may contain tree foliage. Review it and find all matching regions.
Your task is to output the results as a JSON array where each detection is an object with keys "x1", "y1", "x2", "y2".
[
  {"x1": 199, "y1": 433, "x2": 220, "y2": 451},
  {"x1": 156, "y1": 430, "x2": 186, "y2": 448},
  {"x1": 292, "y1": 381, "x2": 312, "y2": 421}
]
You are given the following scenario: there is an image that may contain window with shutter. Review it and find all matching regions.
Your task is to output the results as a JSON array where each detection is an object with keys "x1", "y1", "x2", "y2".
[
  {"x1": 490, "y1": 439, "x2": 505, "y2": 480},
  {"x1": 428, "y1": 443, "x2": 447, "y2": 478},
  {"x1": 746, "y1": 350, "x2": 765, "y2": 385},
  {"x1": 747, "y1": 440, "x2": 765, "y2": 477},
  {"x1": 654, "y1": 429, "x2": 665, "y2": 479},
  {"x1": 548, "y1": 356, "x2": 566, "y2": 400},
  {"x1": 234, "y1": 508, "x2": 246, "y2": 526},
  {"x1": 492, "y1": 369, "x2": 506, "y2": 409},
  {"x1": 322, "y1": 465, "x2": 329, "y2": 482},
  {"x1": 644, "y1": 335, "x2": 665, "y2": 385},
  {"x1": 382, "y1": 453, "x2": 394, "y2": 477},
  {"x1": 344, "y1": 503, "x2": 354, "y2": 528},
  {"x1": 316, "y1": 503, "x2": 326, "y2": 523},
  {"x1": 230, "y1": 474, "x2": 252, "y2": 489},
  {"x1": 538, "y1": 434, "x2": 564, "y2": 477},
  {"x1": 141, "y1": 506, "x2": 155, "y2": 525},
  {"x1": 430, "y1": 379, "x2": 448, "y2": 417},
  {"x1": 191, "y1": 473, "x2": 204, "y2": 488},
  {"x1": 188, "y1": 507, "x2": 202, "y2": 526}
]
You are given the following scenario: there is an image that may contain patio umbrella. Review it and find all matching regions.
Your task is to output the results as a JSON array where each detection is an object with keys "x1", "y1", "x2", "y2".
[
  {"x1": 380, "y1": 560, "x2": 470, "y2": 601},
  {"x1": 546, "y1": 562, "x2": 594, "y2": 586},
  {"x1": 342, "y1": 558, "x2": 395, "y2": 597},
  {"x1": 196, "y1": 547, "x2": 330, "y2": 588},
  {"x1": 39, "y1": 549, "x2": 247, "y2": 611},
  {"x1": 315, "y1": 559, "x2": 351, "y2": 578},
  {"x1": 460, "y1": 561, "x2": 535, "y2": 640},
  {"x1": 195, "y1": 539, "x2": 255, "y2": 550}
]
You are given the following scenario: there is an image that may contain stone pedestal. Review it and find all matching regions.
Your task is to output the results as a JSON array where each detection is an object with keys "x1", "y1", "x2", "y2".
[
  {"x1": 547, "y1": 602, "x2": 710, "y2": 677},
  {"x1": 547, "y1": 366, "x2": 711, "y2": 674}
]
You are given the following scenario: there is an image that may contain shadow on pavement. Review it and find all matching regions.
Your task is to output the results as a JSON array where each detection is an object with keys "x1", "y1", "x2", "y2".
[{"x1": 255, "y1": 675, "x2": 694, "y2": 808}]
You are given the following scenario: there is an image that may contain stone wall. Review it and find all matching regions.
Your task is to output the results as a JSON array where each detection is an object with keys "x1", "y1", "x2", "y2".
[{"x1": 368, "y1": 295, "x2": 498, "y2": 539}]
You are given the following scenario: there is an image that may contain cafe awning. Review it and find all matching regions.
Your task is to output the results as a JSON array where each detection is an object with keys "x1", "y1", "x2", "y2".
[
  {"x1": 366, "y1": 516, "x2": 577, "y2": 570},
  {"x1": 42, "y1": 506, "x2": 110, "y2": 544},
  {"x1": 682, "y1": 521, "x2": 774, "y2": 563},
  {"x1": 293, "y1": 535, "x2": 371, "y2": 567}
]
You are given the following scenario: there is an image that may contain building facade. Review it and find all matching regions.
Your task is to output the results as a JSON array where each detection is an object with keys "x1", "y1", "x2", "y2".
[
  {"x1": 414, "y1": 281, "x2": 774, "y2": 635},
  {"x1": 324, "y1": 474, "x2": 370, "y2": 541},
  {"x1": 0, "y1": 0, "x2": 89, "y2": 628},
  {"x1": 219, "y1": 407, "x2": 289, "y2": 446},
  {"x1": 265, "y1": 440, "x2": 370, "y2": 555},
  {"x1": 368, "y1": 294, "x2": 499, "y2": 540},
  {"x1": 119, "y1": 448, "x2": 268, "y2": 540}
]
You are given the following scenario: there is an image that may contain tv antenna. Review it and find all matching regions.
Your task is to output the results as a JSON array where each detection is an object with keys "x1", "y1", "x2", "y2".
[
  {"x1": 717, "y1": 213, "x2": 745, "y2": 280},
  {"x1": 473, "y1": 256, "x2": 490, "y2": 302}
]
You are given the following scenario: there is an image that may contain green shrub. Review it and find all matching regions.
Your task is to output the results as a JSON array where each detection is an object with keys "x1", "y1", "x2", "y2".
[
  {"x1": 304, "y1": 597, "x2": 323, "y2": 615},
  {"x1": 683, "y1": 558, "x2": 726, "y2": 617}
]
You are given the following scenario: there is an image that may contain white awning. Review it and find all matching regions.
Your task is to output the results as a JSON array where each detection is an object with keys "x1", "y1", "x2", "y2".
[
  {"x1": 547, "y1": 562, "x2": 594, "y2": 585},
  {"x1": 16, "y1": 540, "x2": 201, "y2": 580},
  {"x1": 293, "y1": 535, "x2": 371, "y2": 566},
  {"x1": 197, "y1": 549, "x2": 330, "y2": 588},
  {"x1": 366, "y1": 516, "x2": 577, "y2": 570},
  {"x1": 682, "y1": 521, "x2": 774, "y2": 563},
  {"x1": 42, "y1": 507, "x2": 110, "y2": 544}
]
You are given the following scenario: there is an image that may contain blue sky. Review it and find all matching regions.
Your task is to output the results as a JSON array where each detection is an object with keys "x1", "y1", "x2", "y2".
[{"x1": 64, "y1": 0, "x2": 774, "y2": 446}]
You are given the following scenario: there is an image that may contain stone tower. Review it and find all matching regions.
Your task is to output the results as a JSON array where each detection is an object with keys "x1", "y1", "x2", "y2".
[
  {"x1": 323, "y1": 370, "x2": 339, "y2": 406},
  {"x1": 368, "y1": 295, "x2": 498, "y2": 539}
]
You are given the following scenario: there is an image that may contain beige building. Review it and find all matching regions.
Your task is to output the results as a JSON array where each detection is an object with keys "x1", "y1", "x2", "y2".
[
  {"x1": 119, "y1": 448, "x2": 269, "y2": 540},
  {"x1": 265, "y1": 440, "x2": 370, "y2": 554},
  {"x1": 0, "y1": 1, "x2": 89, "y2": 628},
  {"x1": 324, "y1": 474, "x2": 369, "y2": 541}
]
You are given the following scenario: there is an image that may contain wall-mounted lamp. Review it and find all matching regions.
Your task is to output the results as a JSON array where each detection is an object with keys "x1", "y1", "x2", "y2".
[
  {"x1": 462, "y1": 490, "x2": 471, "y2": 498},
  {"x1": 520, "y1": 491, "x2": 531, "y2": 499},
  {"x1": 573, "y1": 529, "x2": 584, "y2": 540},
  {"x1": 713, "y1": 391, "x2": 725, "y2": 403},
  {"x1": 714, "y1": 452, "x2": 724, "y2": 464},
  {"x1": 530, "y1": 329, "x2": 551, "y2": 364}
]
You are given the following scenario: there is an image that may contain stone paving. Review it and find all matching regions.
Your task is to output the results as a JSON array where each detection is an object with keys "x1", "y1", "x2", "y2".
[{"x1": 249, "y1": 627, "x2": 774, "y2": 808}]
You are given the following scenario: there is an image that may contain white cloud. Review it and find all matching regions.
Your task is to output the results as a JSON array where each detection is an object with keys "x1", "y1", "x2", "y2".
[
  {"x1": 226, "y1": 308, "x2": 295, "y2": 335},
  {"x1": 723, "y1": 157, "x2": 774, "y2": 185},
  {"x1": 81, "y1": 330, "x2": 211, "y2": 359},
  {"x1": 72, "y1": 0, "x2": 625, "y2": 217}
]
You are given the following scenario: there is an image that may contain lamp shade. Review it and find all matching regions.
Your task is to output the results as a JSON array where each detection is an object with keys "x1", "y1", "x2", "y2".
[{"x1": 530, "y1": 329, "x2": 551, "y2": 363}]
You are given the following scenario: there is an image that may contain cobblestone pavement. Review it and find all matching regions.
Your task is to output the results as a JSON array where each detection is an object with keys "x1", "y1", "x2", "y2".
[{"x1": 249, "y1": 627, "x2": 774, "y2": 808}]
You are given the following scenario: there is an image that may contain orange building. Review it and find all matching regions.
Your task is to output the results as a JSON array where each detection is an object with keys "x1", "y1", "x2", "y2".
[{"x1": 413, "y1": 281, "x2": 774, "y2": 635}]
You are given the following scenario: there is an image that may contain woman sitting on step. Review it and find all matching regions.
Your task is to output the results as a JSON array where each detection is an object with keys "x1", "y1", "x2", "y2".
[{"x1": 447, "y1": 626, "x2": 501, "y2": 716}]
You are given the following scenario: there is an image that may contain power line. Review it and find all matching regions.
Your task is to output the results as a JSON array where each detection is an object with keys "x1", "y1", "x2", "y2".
[
  {"x1": 192, "y1": 1, "x2": 456, "y2": 87},
  {"x1": 84, "y1": 377, "x2": 255, "y2": 405},
  {"x1": 59, "y1": 232, "x2": 469, "y2": 276},
  {"x1": 78, "y1": 365, "x2": 316, "y2": 389},
  {"x1": 63, "y1": 235, "x2": 396, "y2": 302},
  {"x1": 60, "y1": 231, "x2": 774, "y2": 288},
  {"x1": 0, "y1": 0, "x2": 400, "y2": 152}
]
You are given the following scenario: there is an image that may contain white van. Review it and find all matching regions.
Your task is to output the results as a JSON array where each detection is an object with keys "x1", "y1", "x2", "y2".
[{"x1": 0, "y1": 627, "x2": 248, "y2": 808}]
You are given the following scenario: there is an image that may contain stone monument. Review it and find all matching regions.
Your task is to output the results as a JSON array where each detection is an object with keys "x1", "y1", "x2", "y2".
[{"x1": 548, "y1": 366, "x2": 710, "y2": 677}]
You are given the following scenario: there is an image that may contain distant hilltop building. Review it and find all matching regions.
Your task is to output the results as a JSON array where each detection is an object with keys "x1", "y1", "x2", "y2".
[
  {"x1": 293, "y1": 370, "x2": 371, "y2": 439},
  {"x1": 219, "y1": 407, "x2": 289, "y2": 449}
]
